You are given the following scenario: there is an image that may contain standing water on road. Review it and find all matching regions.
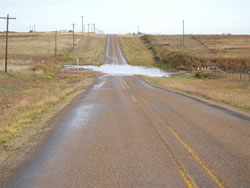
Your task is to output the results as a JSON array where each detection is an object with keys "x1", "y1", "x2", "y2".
[{"x1": 64, "y1": 64, "x2": 170, "y2": 77}]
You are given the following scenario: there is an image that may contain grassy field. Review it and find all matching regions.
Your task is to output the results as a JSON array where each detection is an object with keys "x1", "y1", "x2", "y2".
[
  {"x1": 119, "y1": 34, "x2": 250, "y2": 112},
  {"x1": 143, "y1": 75, "x2": 250, "y2": 112},
  {"x1": 140, "y1": 35, "x2": 250, "y2": 71},
  {"x1": 193, "y1": 35, "x2": 250, "y2": 57},
  {"x1": 119, "y1": 35, "x2": 155, "y2": 66},
  {"x1": 145, "y1": 35, "x2": 250, "y2": 57},
  {"x1": 0, "y1": 32, "x2": 105, "y2": 147},
  {"x1": 70, "y1": 34, "x2": 106, "y2": 65},
  {"x1": 0, "y1": 32, "x2": 106, "y2": 71}
]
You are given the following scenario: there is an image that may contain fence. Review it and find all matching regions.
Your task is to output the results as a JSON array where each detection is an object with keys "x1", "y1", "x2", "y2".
[{"x1": 220, "y1": 68, "x2": 250, "y2": 81}]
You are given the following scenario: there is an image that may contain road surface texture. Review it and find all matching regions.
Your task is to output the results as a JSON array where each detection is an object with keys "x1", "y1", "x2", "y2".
[{"x1": 5, "y1": 35, "x2": 250, "y2": 188}]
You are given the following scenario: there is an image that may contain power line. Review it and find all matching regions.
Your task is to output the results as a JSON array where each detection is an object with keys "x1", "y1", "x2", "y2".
[
  {"x1": 182, "y1": 20, "x2": 185, "y2": 47},
  {"x1": 72, "y1": 23, "x2": 76, "y2": 48},
  {"x1": 55, "y1": 30, "x2": 58, "y2": 57},
  {"x1": 0, "y1": 14, "x2": 16, "y2": 73},
  {"x1": 81, "y1": 16, "x2": 84, "y2": 35},
  {"x1": 87, "y1": 24, "x2": 89, "y2": 36}
]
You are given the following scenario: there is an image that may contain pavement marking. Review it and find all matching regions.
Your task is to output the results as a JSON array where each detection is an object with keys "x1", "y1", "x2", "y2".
[
  {"x1": 112, "y1": 36, "x2": 117, "y2": 64},
  {"x1": 138, "y1": 96, "x2": 224, "y2": 188},
  {"x1": 130, "y1": 95, "x2": 198, "y2": 188},
  {"x1": 120, "y1": 77, "x2": 130, "y2": 89},
  {"x1": 117, "y1": 77, "x2": 126, "y2": 90},
  {"x1": 168, "y1": 126, "x2": 224, "y2": 188},
  {"x1": 131, "y1": 95, "x2": 142, "y2": 108},
  {"x1": 116, "y1": 37, "x2": 126, "y2": 64}
]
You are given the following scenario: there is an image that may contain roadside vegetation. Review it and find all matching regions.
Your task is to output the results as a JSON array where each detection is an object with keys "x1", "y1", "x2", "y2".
[
  {"x1": 70, "y1": 34, "x2": 106, "y2": 65},
  {"x1": 143, "y1": 75, "x2": 250, "y2": 112},
  {"x1": 119, "y1": 35, "x2": 155, "y2": 66},
  {"x1": 0, "y1": 32, "x2": 105, "y2": 147},
  {"x1": 120, "y1": 34, "x2": 250, "y2": 113},
  {"x1": 140, "y1": 35, "x2": 250, "y2": 71}
]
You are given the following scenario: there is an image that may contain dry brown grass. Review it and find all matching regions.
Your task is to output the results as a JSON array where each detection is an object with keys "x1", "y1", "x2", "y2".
[
  {"x1": 0, "y1": 33, "x2": 106, "y2": 71},
  {"x1": 141, "y1": 35, "x2": 250, "y2": 71},
  {"x1": 119, "y1": 35, "x2": 155, "y2": 66},
  {"x1": 143, "y1": 75, "x2": 250, "y2": 112},
  {"x1": 119, "y1": 34, "x2": 250, "y2": 112},
  {"x1": 0, "y1": 32, "x2": 81, "y2": 56},
  {"x1": 70, "y1": 34, "x2": 106, "y2": 65},
  {"x1": 0, "y1": 70, "x2": 95, "y2": 146},
  {"x1": 193, "y1": 35, "x2": 250, "y2": 57},
  {"x1": 0, "y1": 32, "x2": 105, "y2": 146}
]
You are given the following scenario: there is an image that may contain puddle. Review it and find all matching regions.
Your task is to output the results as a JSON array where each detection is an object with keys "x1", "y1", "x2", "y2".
[{"x1": 64, "y1": 64, "x2": 170, "y2": 77}]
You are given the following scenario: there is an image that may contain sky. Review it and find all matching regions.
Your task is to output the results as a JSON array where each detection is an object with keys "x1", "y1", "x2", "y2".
[{"x1": 1, "y1": 0, "x2": 250, "y2": 34}]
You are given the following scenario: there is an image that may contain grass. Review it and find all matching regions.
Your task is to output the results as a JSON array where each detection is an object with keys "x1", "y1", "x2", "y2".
[
  {"x1": 140, "y1": 35, "x2": 250, "y2": 71},
  {"x1": 70, "y1": 34, "x2": 106, "y2": 66},
  {"x1": 0, "y1": 33, "x2": 106, "y2": 71},
  {"x1": 143, "y1": 75, "x2": 250, "y2": 112},
  {"x1": 0, "y1": 32, "x2": 79, "y2": 56},
  {"x1": 0, "y1": 69, "x2": 95, "y2": 147},
  {"x1": 119, "y1": 35, "x2": 155, "y2": 66},
  {"x1": 193, "y1": 35, "x2": 250, "y2": 57},
  {"x1": 0, "y1": 32, "x2": 105, "y2": 147}
]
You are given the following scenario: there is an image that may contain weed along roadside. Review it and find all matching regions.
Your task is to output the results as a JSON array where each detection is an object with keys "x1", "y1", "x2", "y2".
[
  {"x1": 0, "y1": 32, "x2": 105, "y2": 181},
  {"x1": 142, "y1": 75, "x2": 250, "y2": 113},
  {"x1": 119, "y1": 34, "x2": 250, "y2": 114}
]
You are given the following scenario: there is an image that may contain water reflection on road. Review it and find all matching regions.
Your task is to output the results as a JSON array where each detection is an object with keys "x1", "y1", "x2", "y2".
[{"x1": 64, "y1": 64, "x2": 170, "y2": 77}]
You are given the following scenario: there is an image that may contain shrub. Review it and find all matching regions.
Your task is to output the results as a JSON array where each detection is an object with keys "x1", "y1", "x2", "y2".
[
  {"x1": 160, "y1": 51, "x2": 194, "y2": 70},
  {"x1": 195, "y1": 70, "x2": 224, "y2": 79}
]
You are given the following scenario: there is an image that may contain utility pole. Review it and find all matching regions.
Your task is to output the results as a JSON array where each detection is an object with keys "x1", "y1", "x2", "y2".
[
  {"x1": 138, "y1": 25, "x2": 140, "y2": 34},
  {"x1": 88, "y1": 24, "x2": 89, "y2": 36},
  {"x1": 72, "y1": 23, "x2": 76, "y2": 48},
  {"x1": 93, "y1": 24, "x2": 95, "y2": 33},
  {"x1": 55, "y1": 30, "x2": 58, "y2": 57},
  {"x1": 0, "y1": 14, "x2": 16, "y2": 73},
  {"x1": 81, "y1": 16, "x2": 84, "y2": 35},
  {"x1": 182, "y1": 20, "x2": 185, "y2": 47}
]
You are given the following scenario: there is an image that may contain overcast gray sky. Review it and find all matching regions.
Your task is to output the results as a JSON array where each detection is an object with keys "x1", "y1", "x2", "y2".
[{"x1": 1, "y1": 0, "x2": 250, "y2": 34}]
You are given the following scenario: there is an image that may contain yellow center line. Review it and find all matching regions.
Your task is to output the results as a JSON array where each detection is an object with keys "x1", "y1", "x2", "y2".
[
  {"x1": 117, "y1": 77, "x2": 126, "y2": 90},
  {"x1": 138, "y1": 95, "x2": 224, "y2": 188},
  {"x1": 118, "y1": 77, "x2": 220, "y2": 187},
  {"x1": 130, "y1": 95, "x2": 197, "y2": 188},
  {"x1": 168, "y1": 127, "x2": 224, "y2": 188},
  {"x1": 120, "y1": 77, "x2": 130, "y2": 89}
]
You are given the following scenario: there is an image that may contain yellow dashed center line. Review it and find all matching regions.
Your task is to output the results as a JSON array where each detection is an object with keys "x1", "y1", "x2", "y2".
[
  {"x1": 130, "y1": 95, "x2": 197, "y2": 188},
  {"x1": 117, "y1": 59, "x2": 224, "y2": 188},
  {"x1": 117, "y1": 77, "x2": 126, "y2": 89},
  {"x1": 168, "y1": 126, "x2": 224, "y2": 188},
  {"x1": 138, "y1": 95, "x2": 224, "y2": 188},
  {"x1": 117, "y1": 76, "x2": 130, "y2": 90},
  {"x1": 120, "y1": 77, "x2": 130, "y2": 89}
]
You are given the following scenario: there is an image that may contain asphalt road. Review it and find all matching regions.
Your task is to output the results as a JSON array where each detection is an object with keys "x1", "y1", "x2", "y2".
[{"x1": 6, "y1": 35, "x2": 250, "y2": 188}]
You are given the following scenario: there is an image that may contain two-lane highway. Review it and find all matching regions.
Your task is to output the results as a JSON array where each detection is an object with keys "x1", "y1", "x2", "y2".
[{"x1": 6, "y1": 35, "x2": 250, "y2": 187}]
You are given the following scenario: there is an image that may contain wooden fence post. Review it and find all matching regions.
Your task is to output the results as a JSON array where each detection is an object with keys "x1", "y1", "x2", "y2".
[{"x1": 240, "y1": 69, "x2": 242, "y2": 81}]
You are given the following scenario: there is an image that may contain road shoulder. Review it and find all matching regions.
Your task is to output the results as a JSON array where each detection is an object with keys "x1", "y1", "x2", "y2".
[
  {"x1": 0, "y1": 73, "x2": 97, "y2": 184},
  {"x1": 140, "y1": 76, "x2": 250, "y2": 120}
]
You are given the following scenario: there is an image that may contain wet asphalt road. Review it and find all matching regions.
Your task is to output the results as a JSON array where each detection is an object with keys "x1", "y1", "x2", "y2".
[{"x1": 6, "y1": 35, "x2": 250, "y2": 188}]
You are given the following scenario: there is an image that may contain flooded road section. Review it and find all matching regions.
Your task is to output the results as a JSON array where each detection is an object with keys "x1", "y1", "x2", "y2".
[
  {"x1": 6, "y1": 35, "x2": 250, "y2": 188},
  {"x1": 64, "y1": 64, "x2": 170, "y2": 77}
]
